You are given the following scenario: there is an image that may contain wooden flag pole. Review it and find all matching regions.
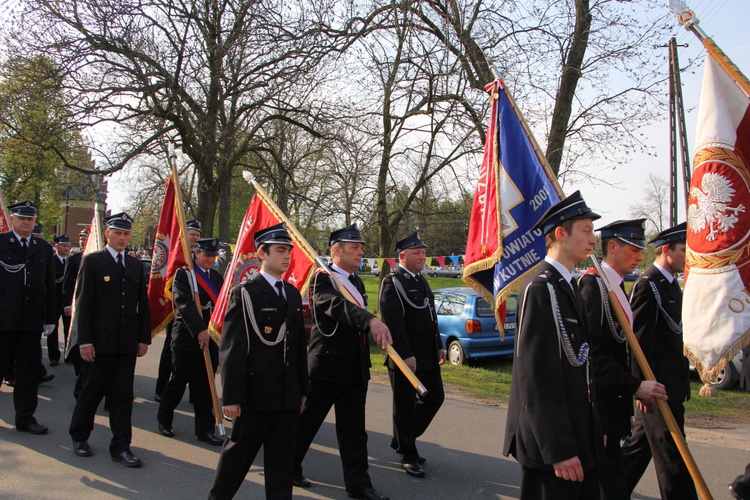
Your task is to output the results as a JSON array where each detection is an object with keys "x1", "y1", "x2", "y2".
[
  {"x1": 673, "y1": 5, "x2": 750, "y2": 96},
  {"x1": 590, "y1": 255, "x2": 712, "y2": 500},
  {"x1": 243, "y1": 173, "x2": 428, "y2": 397},
  {"x1": 169, "y1": 152, "x2": 226, "y2": 437}
]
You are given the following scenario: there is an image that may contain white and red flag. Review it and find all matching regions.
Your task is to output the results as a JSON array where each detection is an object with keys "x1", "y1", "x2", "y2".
[{"x1": 683, "y1": 53, "x2": 750, "y2": 382}]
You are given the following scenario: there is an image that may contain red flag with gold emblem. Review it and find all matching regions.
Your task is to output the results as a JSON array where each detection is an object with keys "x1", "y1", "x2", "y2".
[
  {"x1": 683, "y1": 53, "x2": 750, "y2": 383},
  {"x1": 208, "y1": 193, "x2": 315, "y2": 340},
  {"x1": 147, "y1": 176, "x2": 188, "y2": 337}
]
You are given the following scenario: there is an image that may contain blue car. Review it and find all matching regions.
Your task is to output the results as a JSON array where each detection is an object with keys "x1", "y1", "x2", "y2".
[{"x1": 433, "y1": 287, "x2": 516, "y2": 365}]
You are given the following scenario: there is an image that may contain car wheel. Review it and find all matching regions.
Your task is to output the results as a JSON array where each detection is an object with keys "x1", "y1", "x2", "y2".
[
  {"x1": 448, "y1": 340, "x2": 466, "y2": 366},
  {"x1": 711, "y1": 361, "x2": 738, "y2": 390}
]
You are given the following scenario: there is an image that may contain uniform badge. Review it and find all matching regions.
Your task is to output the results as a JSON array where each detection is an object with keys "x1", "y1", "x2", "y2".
[
  {"x1": 104, "y1": 276, "x2": 111, "y2": 282},
  {"x1": 264, "y1": 326, "x2": 273, "y2": 334}
]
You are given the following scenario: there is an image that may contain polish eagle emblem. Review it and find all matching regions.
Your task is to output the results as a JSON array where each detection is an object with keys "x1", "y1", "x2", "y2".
[{"x1": 688, "y1": 172, "x2": 746, "y2": 241}]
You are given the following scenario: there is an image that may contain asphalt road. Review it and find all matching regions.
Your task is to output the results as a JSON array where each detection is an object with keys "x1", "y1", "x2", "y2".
[{"x1": 1, "y1": 334, "x2": 748, "y2": 499}]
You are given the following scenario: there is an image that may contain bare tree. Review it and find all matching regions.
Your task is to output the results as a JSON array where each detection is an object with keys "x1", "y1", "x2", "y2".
[
  {"x1": 630, "y1": 174, "x2": 669, "y2": 234},
  {"x1": 4, "y1": 0, "x2": 375, "y2": 237}
]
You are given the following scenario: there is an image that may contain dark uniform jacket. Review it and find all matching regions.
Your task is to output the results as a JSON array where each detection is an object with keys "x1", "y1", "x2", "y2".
[
  {"x1": 504, "y1": 261, "x2": 603, "y2": 472},
  {"x1": 629, "y1": 265, "x2": 690, "y2": 403},
  {"x1": 54, "y1": 254, "x2": 66, "y2": 314},
  {"x1": 579, "y1": 271, "x2": 641, "y2": 438},
  {"x1": 379, "y1": 267, "x2": 442, "y2": 370},
  {"x1": 62, "y1": 251, "x2": 83, "y2": 308},
  {"x1": 72, "y1": 249, "x2": 151, "y2": 354},
  {"x1": 219, "y1": 273, "x2": 309, "y2": 411},
  {"x1": 0, "y1": 231, "x2": 56, "y2": 332},
  {"x1": 171, "y1": 266, "x2": 224, "y2": 352},
  {"x1": 307, "y1": 269, "x2": 374, "y2": 385}
]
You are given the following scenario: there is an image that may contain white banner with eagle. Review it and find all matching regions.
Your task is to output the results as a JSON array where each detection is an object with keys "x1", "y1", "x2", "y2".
[{"x1": 683, "y1": 53, "x2": 750, "y2": 383}]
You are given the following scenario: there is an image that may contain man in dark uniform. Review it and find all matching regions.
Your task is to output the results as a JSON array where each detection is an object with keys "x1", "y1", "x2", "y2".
[
  {"x1": 155, "y1": 219, "x2": 203, "y2": 401},
  {"x1": 503, "y1": 191, "x2": 604, "y2": 500},
  {"x1": 68, "y1": 212, "x2": 151, "y2": 467},
  {"x1": 621, "y1": 222, "x2": 697, "y2": 499},
  {"x1": 379, "y1": 231, "x2": 445, "y2": 478},
  {"x1": 578, "y1": 219, "x2": 667, "y2": 500},
  {"x1": 0, "y1": 201, "x2": 56, "y2": 434},
  {"x1": 209, "y1": 223, "x2": 309, "y2": 500},
  {"x1": 293, "y1": 224, "x2": 392, "y2": 500},
  {"x1": 48, "y1": 234, "x2": 72, "y2": 366},
  {"x1": 157, "y1": 237, "x2": 223, "y2": 445}
]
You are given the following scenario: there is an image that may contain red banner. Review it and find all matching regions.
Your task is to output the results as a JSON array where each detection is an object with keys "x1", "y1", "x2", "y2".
[
  {"x1": 208, "y1": 193, "x2": 315, "y2": 340},
  {"x1": 0, "y1": 188, "x2": 9, "y2": 233},
  {"x1": 147, "y1": 177, "x2": 187, "y2": 337}
]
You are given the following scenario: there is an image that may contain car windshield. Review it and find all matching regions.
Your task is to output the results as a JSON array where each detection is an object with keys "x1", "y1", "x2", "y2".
[{"x1": 476, "y1": 298, "x2": 494, "y2": 317}]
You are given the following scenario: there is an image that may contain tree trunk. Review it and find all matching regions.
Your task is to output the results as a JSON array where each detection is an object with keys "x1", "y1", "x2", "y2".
[
  {"x1": 195, "y1": 168, "x2": 218, "y2": 236},
  {"x1": 545, "y1": 0, "x2": 591, "y2": 176},
  {"x1": 217, "y1": 174, "x2": 231, "y2": 241}
]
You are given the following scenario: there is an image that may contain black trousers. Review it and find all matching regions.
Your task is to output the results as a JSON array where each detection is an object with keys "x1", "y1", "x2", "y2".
[
  {"x1": 69, "y1": 353, "x2": 137, "y2": 455},
  {"x1": 294, "y1": 378, "x2": 371, "y2": 492},
  {"x1": 46, "y1": 312, "x2": 63, "y2": 362},
  {"x1": 157, "y1": 348, "x2": 214, "y2": 435},
  {"x1": 621, "y1": 403, "x2": 698, "y2": 500},
  {"x1": 599, "y1": 433, "x2": 628, "y2": 500},
  {"x1": 521, "y1": 465, "x2": 600, "y2": 500},
  {"x1": 155, "y1": 322, "x2": 174, "y2": 397},
  {"x1": 388, "y1": 364, "x2": 444, "y2": 461},
  {"x1": 209, "y1": 408, "x2": 298, "y2": 500},
  {"x1": 732, "y1": 462, "x2": 750, "y2": 498},
  {"x1": 0, "y1": 330, "x2": 42, "y2": 427},
  {"x1": 61, "y1": 313, "x2": 71, "y2": 353}
]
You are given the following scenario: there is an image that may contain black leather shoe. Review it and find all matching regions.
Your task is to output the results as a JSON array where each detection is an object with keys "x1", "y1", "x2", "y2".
[
  {"x1": 401, "y1": 460, "x2": 425, "y2": 478},
  {"x1": 348, "y1": 487, "x2": 390, "y2": 500},
  {"x1": 49, "y1": 359, "x2": 59, "y2": 367},
  {"x1": 73, "y1": 441, "x2": 93, "y2": 457},
  {"x1": 112, "y1": 450, "x2": 142, "y2": 468},
  {"x1": 196, "y1": 432, "x2": 223, "y2": 445},
  {"x1": 293, "y1": 475, "x2": 312, "y2": 488},
  {"x1": 38, "y1": 374, "x2": 55, "y2": 384},
  {"x1": 158, "y1": 423, "x2": 174, "y2": 437},
  {"x1": 418, "y1": 456, "x2": 426, "y2": 464},
  {"x1": 17, "y1": 422, "x2": 48, "y2": 435},
  {"x1": 5, "y1": 378, "x2": 15, "y2": 386}
]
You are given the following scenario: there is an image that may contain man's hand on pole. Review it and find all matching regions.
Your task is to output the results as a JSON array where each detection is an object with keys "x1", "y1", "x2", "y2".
[{"x1": 368, "y1": 317, "x2": 392, "y2": 349}]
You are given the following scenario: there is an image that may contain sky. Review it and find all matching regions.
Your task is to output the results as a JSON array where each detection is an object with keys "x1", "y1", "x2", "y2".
[{"x1": 573, "y1": 0, "x2": 750, "y2": 229}]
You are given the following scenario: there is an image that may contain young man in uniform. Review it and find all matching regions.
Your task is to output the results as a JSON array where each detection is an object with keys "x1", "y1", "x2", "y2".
[
  {"x1": 503, "y1": 191, "x2": 604, "y2": 500},
  {"x1": 621, "y1": 222, "x2": 697, "y2": 499},
  {"x1": 379, "y1": 231, "x2": 445, "y2": 478},
  {"x1": 155, "y1": 219, "x2": 203, "y2": 401},
  {"x1": 157, "y1": 237, "x2": 223, "y2": 445},
  {"x1": 293, "y1": 224, "x2": 392, "y2": 500},
  {"x1": 49, "y1": 234, "x2": 72, "y2": 367},
  {"x1": 209, "y1": 223, "x2": 308, "y2": 499},
  {"x1": 578, "y1": 219, "x2": 667, "y2": 499},
  {"x1": 68, "y1": 212, "x2": 151, "y2": 467}
]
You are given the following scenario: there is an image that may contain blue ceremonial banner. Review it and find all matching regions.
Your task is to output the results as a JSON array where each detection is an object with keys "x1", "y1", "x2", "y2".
[{"x1": 463, "y1": 80, "x2": 563, "y2": 334}]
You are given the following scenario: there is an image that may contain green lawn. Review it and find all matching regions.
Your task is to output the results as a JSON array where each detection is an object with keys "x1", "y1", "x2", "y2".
[{"x1": 360, "y1": 273, "x2": 750, "y2": 421}]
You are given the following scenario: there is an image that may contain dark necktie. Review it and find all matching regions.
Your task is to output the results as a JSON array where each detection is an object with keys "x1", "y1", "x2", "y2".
[
  {"x1": 672, "y1": 277, "x2": 682, "y2": 296},
  {"x1": 20, "y1": 237, "x2": 28, "y2": 254},
  {"x1": 275, "y1": 281, "x2": 286, "y2": 307},
  {"x1": 116, "y1": 253, "x2": 123, "y2": 267},
  {"x1": 570, "y1": 277, "x2": 584, "y2": 309},
  {"x1": 348, "y1": 274, "x2": 357, "y2": 288}
]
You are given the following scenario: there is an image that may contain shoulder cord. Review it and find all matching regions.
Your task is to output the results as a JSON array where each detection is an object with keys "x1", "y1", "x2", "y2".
[
  {"x1": 0, "y1": 260, "x2": 26, "y2": 286},
  {"x1": 311, "y1": 271, "x2": 339, "y2": 338},
  {"x1": 596, "y1": 277, "x2": 626, "y2": 343},
  {"x1": 385, "y1": 273, "x2": 438, "y2": 327},
  {"x1": 547, "y1": 283, "x2": 590, "y2": 367},
  {"x1": 648, "y1": 281, "x2": 682, "y2": 334},
  {"x1": 240, "y1": 285, "x2": 287, "y2": 347}
]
